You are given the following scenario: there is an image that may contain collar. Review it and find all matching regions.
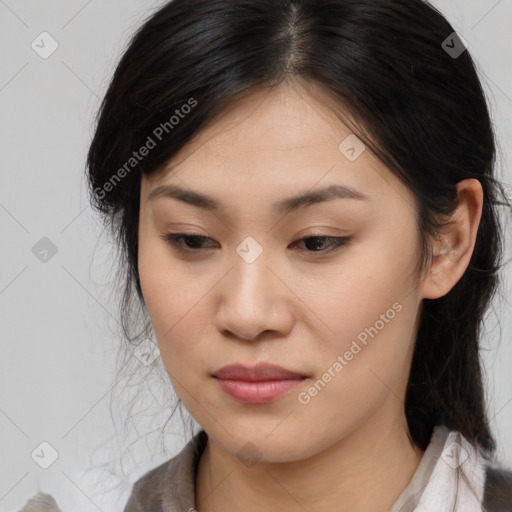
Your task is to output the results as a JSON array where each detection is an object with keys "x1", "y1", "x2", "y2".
[{"x1": 146, "y1": 426, "x2": 485, "y2": 512}]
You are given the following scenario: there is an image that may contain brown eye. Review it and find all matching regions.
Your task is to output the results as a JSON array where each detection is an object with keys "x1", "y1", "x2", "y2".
[
  {"x1": 289, "y1": 235, "x2": 353, "y2": 254},
  {"x1": 161, "y1": 233, "x2": 217, "y2": 252}
]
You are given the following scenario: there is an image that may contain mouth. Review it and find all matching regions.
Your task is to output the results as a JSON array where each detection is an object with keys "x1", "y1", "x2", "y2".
[{"x1": 213, "y1": 363, "x2": 308, "y2": 404}]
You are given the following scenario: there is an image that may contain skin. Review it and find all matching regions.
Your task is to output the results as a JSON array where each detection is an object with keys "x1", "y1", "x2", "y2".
[{"x1": 137, "y1": 78, "x2": 483, "y2": 512}]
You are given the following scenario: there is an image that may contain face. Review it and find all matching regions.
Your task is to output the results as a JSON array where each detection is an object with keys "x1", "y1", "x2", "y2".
[{"x1": 138, "y1": 79, "x2": 426, "y2": 463}]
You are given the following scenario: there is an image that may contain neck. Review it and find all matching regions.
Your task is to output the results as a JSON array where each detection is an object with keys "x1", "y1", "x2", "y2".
[{"x1": 195, "y1": 407, "x2": 425, "y2": 512}]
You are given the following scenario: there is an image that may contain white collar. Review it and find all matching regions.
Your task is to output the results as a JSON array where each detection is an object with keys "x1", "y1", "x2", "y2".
[{"x1": 390, "y1": 425, "x2": 487, "y2": 512}]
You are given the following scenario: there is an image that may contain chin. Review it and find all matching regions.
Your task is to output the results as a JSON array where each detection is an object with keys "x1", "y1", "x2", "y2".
[{"x1": 206, "y1": 420, "x2": 325, "y2": 465}]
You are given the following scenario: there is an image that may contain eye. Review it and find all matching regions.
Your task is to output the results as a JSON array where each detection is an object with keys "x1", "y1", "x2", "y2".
[
  {"x1": 160, "y1": 233, "x2": 353, "y2": 255},
  {"x1": 161, "y1": 233, "x2": 217, "y2": 252},
  {"x1": 289, "y1": 234, "x2": 353, "y2": 253}
]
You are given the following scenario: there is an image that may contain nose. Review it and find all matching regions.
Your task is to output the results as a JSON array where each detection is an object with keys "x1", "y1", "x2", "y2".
[{"x1": 215, "y1": 253, "x2": 294, "y2": 342}]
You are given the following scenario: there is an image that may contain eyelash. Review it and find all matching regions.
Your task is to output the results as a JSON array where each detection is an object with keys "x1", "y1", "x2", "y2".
[{"x1": 160, "y1": 233, "x2": 353, "y2": 255}]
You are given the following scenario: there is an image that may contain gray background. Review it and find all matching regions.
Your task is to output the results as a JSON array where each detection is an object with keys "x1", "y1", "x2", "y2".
[{"x1": 0, "y1": 1, "x2": 511, "y2": 511}]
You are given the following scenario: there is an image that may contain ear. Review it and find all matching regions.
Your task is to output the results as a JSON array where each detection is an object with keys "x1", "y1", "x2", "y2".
[{"x1": 420, "y1": 179, "x2": 484, "y2": 300}]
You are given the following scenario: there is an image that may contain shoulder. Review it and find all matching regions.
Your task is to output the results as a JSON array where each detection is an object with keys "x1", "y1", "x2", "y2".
[
  {"x1": 123, "y1": 458, "x2": 171, "y2": 512},
  {"x1": 483, "y1": 465, "x2": 512, "y2": 512},
  {"x1": 123, "y1": 430, "x2": 208, "y2": 512}
]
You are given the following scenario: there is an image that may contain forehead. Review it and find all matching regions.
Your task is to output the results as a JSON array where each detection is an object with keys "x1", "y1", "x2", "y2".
[
  {"x1": 154, "y1": 81, "x2": 357, "y2": 171},
  {"x1": 141, "y1": 80, "x2": 414, "y2": 212}
]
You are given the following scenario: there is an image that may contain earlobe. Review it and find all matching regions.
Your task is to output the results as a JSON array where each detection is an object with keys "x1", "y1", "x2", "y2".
[{"x1": 420, "y1": 179, "x2": 484, "y2": 300}]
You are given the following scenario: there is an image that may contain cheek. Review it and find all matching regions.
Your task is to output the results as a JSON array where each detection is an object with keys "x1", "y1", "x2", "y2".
[
  {"x1": 138, "y1": 228, "x2": 192, "y2": 330},
  {"x1": 304, "y1": 231, "x2": 421, "y2": 409},
  {"x1": 313, "y1": 241, "x2": 419, "y2": 349},
  {"x1": 293, "y1": 279, "x2": 419, "y2": 449},
  {"x1": 137, "y1": 239, "x2": 213, "y2": 374}
]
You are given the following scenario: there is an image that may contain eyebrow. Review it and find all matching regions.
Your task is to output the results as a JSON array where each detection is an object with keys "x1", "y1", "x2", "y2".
[{"x1": 147, "y1": 183, "x2": 369, "y2": 214}]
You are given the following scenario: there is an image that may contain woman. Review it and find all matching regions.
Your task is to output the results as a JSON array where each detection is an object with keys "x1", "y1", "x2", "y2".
[{"x1": 84, "y1": 0, "x2": 512, "y2": 510}]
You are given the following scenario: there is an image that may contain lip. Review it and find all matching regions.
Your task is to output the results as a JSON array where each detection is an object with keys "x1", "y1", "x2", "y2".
[
  {"x1": 213, "y1": 363, "x2": 307, "y2": 404},
  {"x1": 214, "y1": 363, "x2": 306, "y2": 380}
]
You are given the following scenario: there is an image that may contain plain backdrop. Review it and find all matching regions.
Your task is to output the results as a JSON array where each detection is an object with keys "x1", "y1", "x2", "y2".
[{"x1": 0, "y1": 1, "x2": 511, "y2": 511}]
